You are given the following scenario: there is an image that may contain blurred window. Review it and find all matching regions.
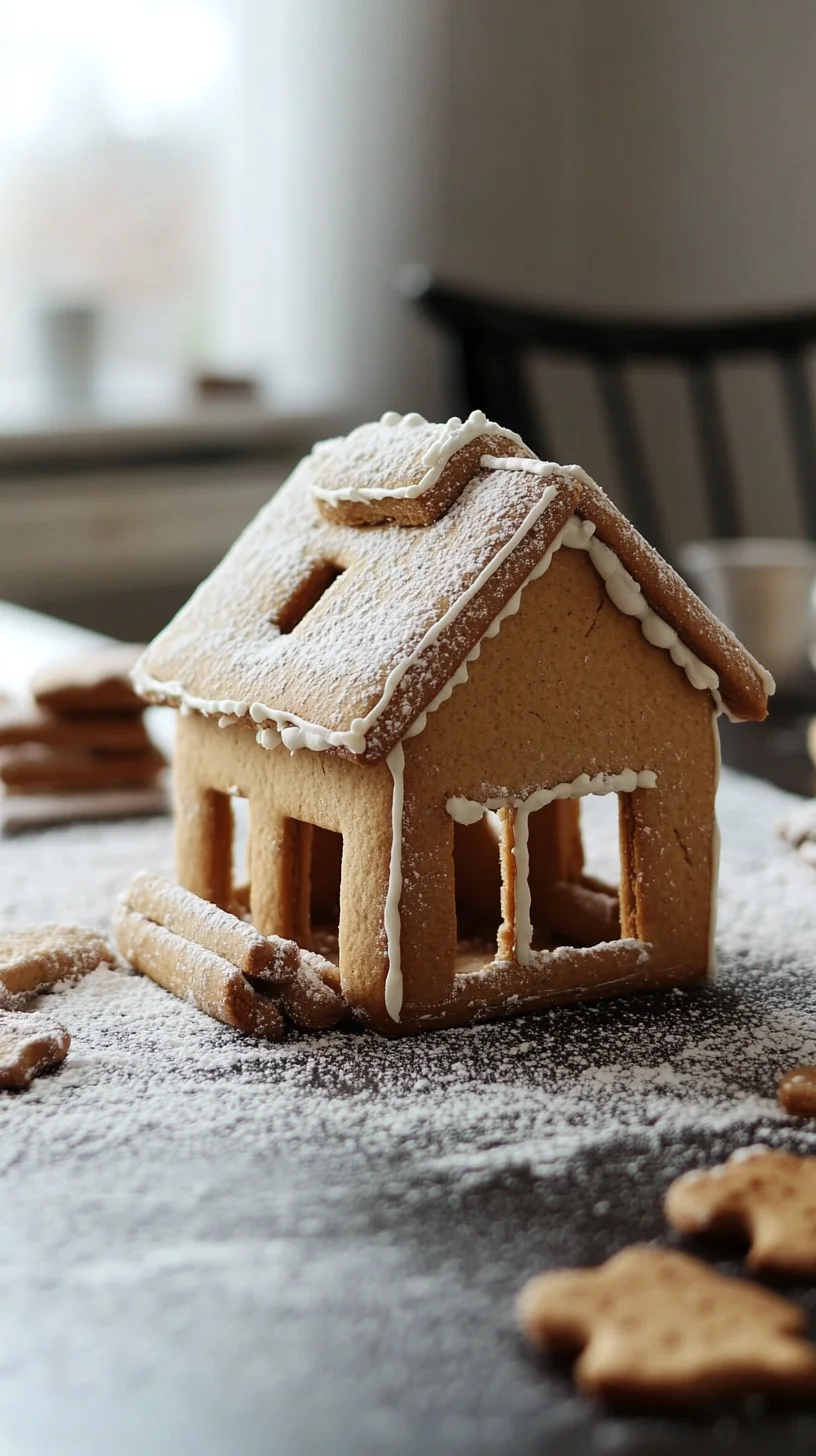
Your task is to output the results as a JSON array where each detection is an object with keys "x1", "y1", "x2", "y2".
[{"x1": 0, "y1": 0, "x2": 230, "y2": 413}]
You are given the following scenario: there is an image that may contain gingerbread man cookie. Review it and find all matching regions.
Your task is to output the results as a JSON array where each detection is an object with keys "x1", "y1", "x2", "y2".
[
  {"x1": 517, "y1": 1245, "x2": 816, "y2": 1406},
  {"x1": 666, "y1": 1148, "x2": 816, "y2": 1277}
]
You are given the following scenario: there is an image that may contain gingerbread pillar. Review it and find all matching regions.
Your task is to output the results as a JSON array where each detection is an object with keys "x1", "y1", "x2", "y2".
[
  {"x1": 618, "y1": 769, "x2": 713, "y2": 978},
  {"x1": 496, "y1": 806, "x2": 518, "y2": 962},
  {"x1": 618, "y1": 793, "x2": 639, "y2": 940},
  {"x1": 393, "y1": 801, "x2": 457, "y2": 1023},
  {"x1": 174, "y1": 775, "x2": 233, "y2": 911},
  {"x1": 248, "y1": 805, "x2": 313, "y2": 946}
]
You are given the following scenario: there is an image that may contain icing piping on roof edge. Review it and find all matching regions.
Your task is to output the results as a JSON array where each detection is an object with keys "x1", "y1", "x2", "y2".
[
  {"x1": 133, "y1": 482, "x2": 773, "y2": 749},
  {"x1": 133, "y1": 434, "x2": 774, "y2": 750},
  {"x1": 309, "y1": 409, "x2": 526, "y2": 503}
]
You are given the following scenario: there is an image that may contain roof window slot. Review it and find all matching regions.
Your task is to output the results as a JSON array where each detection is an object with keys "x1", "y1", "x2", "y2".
[{"x1": 275, "y1": 561, "x2": 345, "y2": 634}]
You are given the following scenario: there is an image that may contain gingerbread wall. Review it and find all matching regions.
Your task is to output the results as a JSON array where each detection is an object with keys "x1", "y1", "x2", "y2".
[
  {"x1": 399, "y1": 545, "x2": 717, "y2": 1020},
  {"x1": 172, "y1": 710, "x2": 395, "y2": 1021},
  {"x1": 171, "y1": 542, "x2": 717, "y2": 1033}
]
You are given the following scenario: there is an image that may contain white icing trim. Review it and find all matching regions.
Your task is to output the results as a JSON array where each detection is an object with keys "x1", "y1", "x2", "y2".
[
  {"x1": 310, "y1": 409, "x2": 527, "y2": 504},
  {"x1": 753, "y1": 660, "x2": 776, "y2": 698},
  {"x1": 384, "y1": 742, "x2": 405, "y2": 1022},
  {"x1": 399, "y1": 503, "x2": 729, "y2": 753},
  {"x1": 485, "y1": 454, "x2": 772, "y2": 717},
  {"x1": 135, "y1": 472, "x2": 765, "y2": 748},
  {"x1": 447, "y1": 769, "x2": 658, "y2": 823},
  {"x1": 709, "y1": 711, "x2": 721, "y2": 978},
  {"x1": 480, "y1": 454, "x2": 596, "y2": 489},
  {"x1": 447, "y1": 769, "x2": 657, "y2": 966},
  {"x1": 256, "y1": 727, "x2": 282, "y2": 751},
  {"x1": 584, "y1": 532, "x2": 722, "y2": 700}
]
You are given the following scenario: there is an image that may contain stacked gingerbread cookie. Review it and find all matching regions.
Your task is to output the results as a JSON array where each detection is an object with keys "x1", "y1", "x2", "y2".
[{"x1": 0, "y1": 645, "x2": 167, "y2": 831}]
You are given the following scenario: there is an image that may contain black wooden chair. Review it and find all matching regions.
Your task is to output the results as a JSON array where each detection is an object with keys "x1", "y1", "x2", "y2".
[{"x1": 405, "y1": 270, "x2": 816, "y2": 562}]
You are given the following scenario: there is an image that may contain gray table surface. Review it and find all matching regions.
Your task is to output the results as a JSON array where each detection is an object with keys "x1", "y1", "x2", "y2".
[{"x1": 2, "y1": 769, "x2": 816, "y2": 1456}]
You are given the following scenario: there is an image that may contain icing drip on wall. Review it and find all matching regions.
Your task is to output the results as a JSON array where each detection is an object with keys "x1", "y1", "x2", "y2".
[
  {"x1": 310, "y1": 409, "x2": 526, "y2": 504},
  {"x1": 447, "y1": 770, "x2": 658, "y2": 967},
  {"x1": 384, "y1": 743, "x2": 405, "y2": 1021},
  {"x1": 709, "y1": 711, "x2": 722, "y2": 978}
]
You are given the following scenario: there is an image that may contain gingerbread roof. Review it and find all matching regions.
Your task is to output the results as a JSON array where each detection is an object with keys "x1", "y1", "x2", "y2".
[{"x1": 135, "y1": 411, "x2": 773, "y2": 763}]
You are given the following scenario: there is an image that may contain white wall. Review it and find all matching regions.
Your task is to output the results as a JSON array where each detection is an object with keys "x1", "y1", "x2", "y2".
[
  {"x1": 436, "y1": 0, "x2": 816, "y2": 310},
  {"x1": 216, "y1": 0, "x2": 816, "y2": 543}
]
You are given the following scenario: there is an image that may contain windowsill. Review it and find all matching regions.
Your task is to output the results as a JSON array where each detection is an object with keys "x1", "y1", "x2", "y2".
[
  {"x1": 0, "y1": 398, "x2": 350, "y2": 635},
  {"x1": 0, "y1": 394, "x2": 344, "y2": 475}
]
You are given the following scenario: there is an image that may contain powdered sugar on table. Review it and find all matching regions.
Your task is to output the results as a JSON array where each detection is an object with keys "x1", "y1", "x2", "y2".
[{"x1": 1, "y1": 769, "x2": 816, "y2": 1454}]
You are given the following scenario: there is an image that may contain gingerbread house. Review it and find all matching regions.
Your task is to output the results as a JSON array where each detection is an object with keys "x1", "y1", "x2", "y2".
[{"x1": 134, "y1": 411, "x2": 773, "y2": 1035}]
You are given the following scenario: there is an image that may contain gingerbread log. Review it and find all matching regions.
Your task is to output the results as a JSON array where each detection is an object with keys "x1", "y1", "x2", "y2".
[
  {"x1": 123, "y1": 872, "x2": 298, "y2": 983},
  {"x1": 275, "y1": 950, "x2": 348, "y2": 1031},
  {"x1": 113, "y1": 905, "x2": 285, "y2": 1039}
]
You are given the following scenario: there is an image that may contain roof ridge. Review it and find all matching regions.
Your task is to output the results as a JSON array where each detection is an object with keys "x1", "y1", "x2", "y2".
[{"x1": 135, "y1": 426, "x2": 772, "y2": 755}]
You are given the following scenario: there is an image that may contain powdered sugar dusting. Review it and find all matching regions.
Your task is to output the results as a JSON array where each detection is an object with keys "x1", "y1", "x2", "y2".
[
  {"x1": 310, "y1": 410, "x2": 526, "y2": 504},
  {"x1": 1, "y1": 775, "x2": 816, "y2": 1445},
  {"x1": 0, "y1": 776, "x2": 813, "y2": 1181}
]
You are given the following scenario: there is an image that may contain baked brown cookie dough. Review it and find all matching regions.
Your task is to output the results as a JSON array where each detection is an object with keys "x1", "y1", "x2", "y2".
[
  {"x1": 114, "y1": 904, "x2": 287, "y2": 1040},
  {"x1": 123, "y1": 872, "x2": 298, "y2": 983},
  {"x1": 133, "y1": 413, "x2": 772, "y2": 1035},
  {"x1": 0, "y1": 706, "x2": 151, "y2": 754},
  {"x1": 666, "y1": 1147, "x2": 816, "y2": 1277},
  {"x1": 779, "y1": 1066, "x2": 816, "y2": 1117},
  {"x1": 31, "y1": 644, "x2": 146, "y2": 717},
  {"x1": 1, "y1": 785, "x2": 169, "y2": 836},
  {"x1": 0, "y1": 1011, "x2": 71, "y2": 1089},
  {"x1": 517, "y1": 1245, "x2": 816, "y2": 1407},
  {"x1": 0, "y1": 744, "x2": 165, "y2": 795},
  {"x1": 0, "y1": 924, "x2": 114, "y2": 1006},
  {"x1": 114, "y1": 875, "x2": 348, "y2": 1036}
]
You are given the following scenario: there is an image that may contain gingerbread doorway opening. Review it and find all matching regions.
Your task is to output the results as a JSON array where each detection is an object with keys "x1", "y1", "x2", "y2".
[
  {"x1": 453, "y1": 816, "x2": 503, "y2": 970},
  {"x1": 230, "y1": 793, "x2": 251, "y2": 917},
  {"x1": 310, "y1": 825, "x2": 342, "y2": 963},
  {"x1": 579, "y1": 793, "x2": 623, "y2": 889},
  {"x1": 278, "y1": 817, "x2": 343, "y2": 961},
  {"x1": 525, "y1": 797, "x2": 621, "y2": 953}
]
